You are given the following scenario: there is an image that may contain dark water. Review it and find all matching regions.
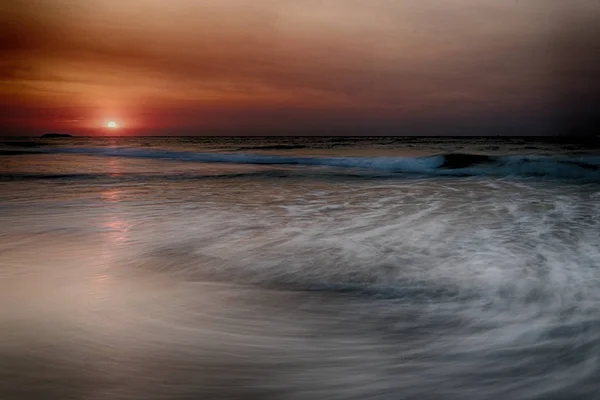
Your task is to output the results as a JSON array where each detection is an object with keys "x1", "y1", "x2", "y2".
[{"x1": 1, "y1": 136, "x2": 600, "y2": 399}]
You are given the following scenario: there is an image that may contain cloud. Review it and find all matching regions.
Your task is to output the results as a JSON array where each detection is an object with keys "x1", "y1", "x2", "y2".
[{"x1": 1, "y1": 0, "x2": 599, "y2": 134}]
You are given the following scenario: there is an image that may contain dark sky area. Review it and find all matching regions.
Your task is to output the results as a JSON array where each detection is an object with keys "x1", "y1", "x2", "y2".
[{"x1": 1, "y1": 0, "x2": 599, "y2": 136}]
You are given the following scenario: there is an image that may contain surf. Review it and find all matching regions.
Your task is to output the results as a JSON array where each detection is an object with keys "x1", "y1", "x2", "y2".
[{"x1": 37, "y1": 147, "x2": 600, "y2": 181}]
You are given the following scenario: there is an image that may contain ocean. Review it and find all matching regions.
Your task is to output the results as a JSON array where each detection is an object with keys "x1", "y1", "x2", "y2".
[{"x1": 1, "y1": 136, "x2": 600, "y2": 399}]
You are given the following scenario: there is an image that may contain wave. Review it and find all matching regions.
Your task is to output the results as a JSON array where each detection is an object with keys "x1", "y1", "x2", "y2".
[
  {"x1": 0, "y1": 170, "x2": 392, "y2": 182},
  {"x1": 234, "y1": 144, "x2": 308, "y2": 151},
  {"x1": 39, "y1": 147, "x2": 600, "y2": 181}
]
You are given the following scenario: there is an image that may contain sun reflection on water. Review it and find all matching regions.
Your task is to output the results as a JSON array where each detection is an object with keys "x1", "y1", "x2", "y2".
[{"x1": 91, "y1": 157, "x2": 131, "y2": 300}]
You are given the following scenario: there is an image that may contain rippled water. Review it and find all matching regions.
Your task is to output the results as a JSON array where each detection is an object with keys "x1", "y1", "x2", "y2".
[{"x1": 1, "y1": 137, "x2": 600, "y2": 399}]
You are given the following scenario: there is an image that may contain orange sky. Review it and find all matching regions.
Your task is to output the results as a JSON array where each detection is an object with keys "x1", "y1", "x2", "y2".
[{"x1": 1, "y1": 0, "x2": 599, "y2": 136}]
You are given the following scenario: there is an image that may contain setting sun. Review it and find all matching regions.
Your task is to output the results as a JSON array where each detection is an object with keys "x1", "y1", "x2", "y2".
[{"x1": 107, "y1": 121, "x2": 118, "y2": 128}]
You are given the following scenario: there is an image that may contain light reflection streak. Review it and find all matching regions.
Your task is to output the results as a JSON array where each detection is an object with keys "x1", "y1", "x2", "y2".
[{"x1": 92, "y1": 157, "x2": 130, "y2": 299}]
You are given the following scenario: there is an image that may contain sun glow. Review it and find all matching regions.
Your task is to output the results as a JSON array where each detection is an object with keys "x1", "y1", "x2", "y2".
[{"x1": 107, "y1": 121, "x2": 118, "y2": 128}]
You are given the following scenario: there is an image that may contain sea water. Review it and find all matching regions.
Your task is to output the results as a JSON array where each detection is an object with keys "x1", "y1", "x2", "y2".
[{"x1": 1, "y1": 136, "x2": 599, "y2": 399}]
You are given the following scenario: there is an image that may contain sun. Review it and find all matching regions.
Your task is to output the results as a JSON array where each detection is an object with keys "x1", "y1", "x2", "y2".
[{"x1": 107, "y1": 121, "x2": 118, "y2": 129}]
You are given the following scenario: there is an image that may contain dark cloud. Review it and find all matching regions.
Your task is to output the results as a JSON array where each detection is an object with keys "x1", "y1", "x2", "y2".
[{"x1": 548, "y1": 8, "x2": 600, "y2": 136}]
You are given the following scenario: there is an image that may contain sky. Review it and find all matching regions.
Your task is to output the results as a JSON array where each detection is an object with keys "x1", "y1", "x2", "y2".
[{"x1": 1, "y1": 0, "x2": 599, "y2": 136}]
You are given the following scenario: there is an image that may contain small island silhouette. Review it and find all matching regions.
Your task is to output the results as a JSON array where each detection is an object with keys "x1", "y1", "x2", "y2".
[{"x1": 40, "y1": 133, "x2": 73, "y2": 138}]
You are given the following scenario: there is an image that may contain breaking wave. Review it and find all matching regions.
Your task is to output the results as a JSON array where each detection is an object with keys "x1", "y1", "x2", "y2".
[{"x1": 40, "y1": 147, "x2": 600, "y2": 181}]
